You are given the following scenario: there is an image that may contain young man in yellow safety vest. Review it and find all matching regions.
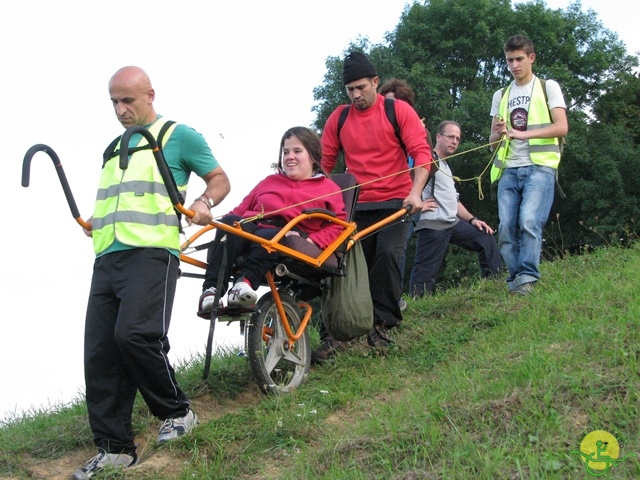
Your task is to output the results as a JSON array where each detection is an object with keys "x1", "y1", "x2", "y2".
[{"x1": 489, "y1": 35, "x2": 568, "y2": 296}]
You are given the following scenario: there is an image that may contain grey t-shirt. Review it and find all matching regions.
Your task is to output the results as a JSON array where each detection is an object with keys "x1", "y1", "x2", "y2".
[{"x1": 414, "y1": 155, "x2": 460, "y2": 232}]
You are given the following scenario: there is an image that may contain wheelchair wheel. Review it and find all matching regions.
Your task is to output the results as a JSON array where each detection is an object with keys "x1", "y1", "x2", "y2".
[{"x1": 246, "y1": 292, "x2": 310, "y2": 394}]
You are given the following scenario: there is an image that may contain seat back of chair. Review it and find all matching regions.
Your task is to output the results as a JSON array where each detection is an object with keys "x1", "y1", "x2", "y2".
[
  {"x1": 326, "y1": 173, "x2": 360, "y2": 268},
  {"x1": 330, "y1": 173, "x2": 360, "y2": 223}
]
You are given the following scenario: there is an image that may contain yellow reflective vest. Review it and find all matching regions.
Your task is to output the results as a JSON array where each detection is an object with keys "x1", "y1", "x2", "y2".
[
  {"x1": 491, "y1": 78, "x2": 562, "y2": 184},
  {"x1": 91, "y1": 118, "x2": 179, "y2": 255}
]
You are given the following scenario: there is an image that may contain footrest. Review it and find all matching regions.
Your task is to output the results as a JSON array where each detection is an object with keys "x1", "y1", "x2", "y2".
[{"x1": 197, "y1": 305, "x2": 257, "y2": 320}]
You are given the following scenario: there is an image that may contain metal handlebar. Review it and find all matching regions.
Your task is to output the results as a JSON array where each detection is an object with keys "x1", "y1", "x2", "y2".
[
  {"x1": 22, "y1": 144, "x2": 91, "y2": 230},
  {"x1": 22, "y1": 125, "x2": 197, "y2": 231}
]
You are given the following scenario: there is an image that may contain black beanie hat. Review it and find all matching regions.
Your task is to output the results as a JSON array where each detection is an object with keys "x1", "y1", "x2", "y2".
[{"x1": 342, "y1": 52, "x2": 378, "y2": 85}]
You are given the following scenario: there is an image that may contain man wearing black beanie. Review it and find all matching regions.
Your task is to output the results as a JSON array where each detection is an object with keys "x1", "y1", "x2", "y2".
[
  {"x1": 314, "y1": 51, "x2": 433, "y2": 362},
  {"x1": 342, "y1": 51, "x2": 378, "y2": 85}
]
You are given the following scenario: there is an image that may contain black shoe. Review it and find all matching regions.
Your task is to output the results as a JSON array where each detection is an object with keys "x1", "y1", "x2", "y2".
[
  {"x1": 367, "y1": 324, "x2": 394, "y2": 348},
  {"x1": 311, "y1": 336, "x2": 348, "y2": 365}
]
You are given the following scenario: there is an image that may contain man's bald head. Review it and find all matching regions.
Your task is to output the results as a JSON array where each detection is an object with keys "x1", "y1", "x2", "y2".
[{"x1": 109, "y1": 66, "x2": 157, "y2": 128}]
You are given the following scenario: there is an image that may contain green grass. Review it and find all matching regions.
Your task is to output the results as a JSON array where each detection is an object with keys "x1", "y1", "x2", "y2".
[{"x1": 2, "y1": 245, "x2": 639, "y2": 479}]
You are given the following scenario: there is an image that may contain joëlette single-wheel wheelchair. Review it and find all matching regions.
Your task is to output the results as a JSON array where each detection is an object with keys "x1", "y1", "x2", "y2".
[{"x1": 22, "y1": 125, "x2": 412, "y2": 395}]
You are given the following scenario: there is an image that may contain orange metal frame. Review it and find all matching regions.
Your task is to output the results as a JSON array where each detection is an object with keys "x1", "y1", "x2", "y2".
[
  {"x1": 21, "y1": 131, "x2": 410, "y2": 359},
  {"x1": 179, "y1": 209, "x2": 357, "y2": 270},
  {"x1": 178, "y1": 206, "x2": 410, "y2": 347}
]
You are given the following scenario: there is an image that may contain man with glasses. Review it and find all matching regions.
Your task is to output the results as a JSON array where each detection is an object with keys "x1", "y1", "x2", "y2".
[{"x1": 409, "y1": 121, "x2": 502, "y2": 297}]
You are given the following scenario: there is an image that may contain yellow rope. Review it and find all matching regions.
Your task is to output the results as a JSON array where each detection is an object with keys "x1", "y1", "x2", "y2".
[
  {"x1": 238, "y1": 138, "x2": 504, "y2": 223},
  {"x1": 431, "y1": 139, "x2": 503, "y2": 200},
  {"x1": 238, "y1": 183, "x2": 364, "y2": 224}
]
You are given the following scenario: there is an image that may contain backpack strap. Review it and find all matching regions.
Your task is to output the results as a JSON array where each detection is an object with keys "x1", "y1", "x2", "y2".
[
  {"x1": 538, "y1": 79, "x2": 567, "y2": 200},
  {"x1": 157, "y1": 120, "x2": 176, "y2": 150},
  {"x1": 383, "y1": 97, "x2": 407, "y2": 155},
  {"x1": 540, "y1": 79, "x2": 567, "y2": 154},
  {"x1": 151, "y1": 122, "x2": 187, "y2": 225},
  {"x1": 102, "y1": 138, "x2": 150, "y2": 167},
  {"x1": 337, "y1": 105, "x2": 350, "y2": 139},
  {"x1": 102, "y1": 136, "x2": 121, "y2": 166}
]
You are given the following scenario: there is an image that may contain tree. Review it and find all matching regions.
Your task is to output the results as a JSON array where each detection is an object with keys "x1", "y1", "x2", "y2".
[
  {"x1": 312, "y1": 0, "x2": 640, "y2": 291},
  {"x1": 593, "y1": 71, "x2": 640, "y2": 144}
]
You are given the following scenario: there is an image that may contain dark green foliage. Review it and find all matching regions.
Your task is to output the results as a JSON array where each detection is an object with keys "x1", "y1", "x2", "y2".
[{"x1": 313, "y1": 0, "x2": 640, "y2": 292}]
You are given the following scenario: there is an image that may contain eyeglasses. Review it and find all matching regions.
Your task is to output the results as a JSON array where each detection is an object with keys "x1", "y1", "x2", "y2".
[{"x1": 440, "y1": 133, "x2": 461, "y2": 142}]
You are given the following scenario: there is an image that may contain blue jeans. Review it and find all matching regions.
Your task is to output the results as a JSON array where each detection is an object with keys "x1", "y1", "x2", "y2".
[{"x1": 497, "y1": 165, "x2": 555, "y2": 291}]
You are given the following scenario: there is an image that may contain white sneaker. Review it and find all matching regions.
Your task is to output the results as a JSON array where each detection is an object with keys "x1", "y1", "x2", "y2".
[
  {"x1": 227, "y1": 280, "x2": 258, "y2": 307},
  {"x1": 198, "y1": 286, "x2": 218, "y2": 312},
  {"x1": 157, "y1": 409, "x2": 198, "y2": 443},
  {"x1": 72, "y1": 451, "x2": 137, "y2": 479}
]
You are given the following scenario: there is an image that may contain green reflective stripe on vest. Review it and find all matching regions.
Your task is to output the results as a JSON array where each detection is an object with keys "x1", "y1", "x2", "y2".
[
  {"x1": 92, "y1": 118, "x2": 180, "y2": 255},
  {"x1": 491, "y1": 78, "x2": 561, "y2": 184}
]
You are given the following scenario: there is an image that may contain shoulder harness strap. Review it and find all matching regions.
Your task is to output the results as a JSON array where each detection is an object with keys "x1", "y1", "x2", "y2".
[
  {"x1": 101, "y1": 120, "x2": 176, "y2": 167},
  {"x1": 153, "y1": 121, "x2": 183, "y2": 205},
  {"x1": 100, "y1": 120, "x2": 186, "y2": 220}
]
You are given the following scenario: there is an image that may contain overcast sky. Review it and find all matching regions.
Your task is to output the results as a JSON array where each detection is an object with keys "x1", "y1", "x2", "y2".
[{"x1": 1, "y1": 0, "x2": 637, "y2": 422}]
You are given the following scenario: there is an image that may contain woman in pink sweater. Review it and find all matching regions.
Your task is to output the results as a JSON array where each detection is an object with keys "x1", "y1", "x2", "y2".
[{"x1": 199, "y1": 126, "x2": 347, "y2": 312}]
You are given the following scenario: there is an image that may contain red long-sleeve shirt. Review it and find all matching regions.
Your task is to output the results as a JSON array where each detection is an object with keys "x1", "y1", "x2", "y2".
[
  {"x1": 321, "y1": 95, "x2": 432, "y2": 203},
  {"x1": 229, "y1": 172, "x2": 346, "y2": 249}
]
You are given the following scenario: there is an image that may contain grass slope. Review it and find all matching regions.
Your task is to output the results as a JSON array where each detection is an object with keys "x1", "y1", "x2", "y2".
[{"x1": 1, "y1": 245, "x2": 639, "y2": 479}]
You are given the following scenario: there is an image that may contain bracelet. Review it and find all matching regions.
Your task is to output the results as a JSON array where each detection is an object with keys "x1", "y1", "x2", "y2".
[
  {"x1": 469, "y1": 217, "x2": 478, "y2": 224},
  {"x1": 196, "y1": 196, "x2": 214, "y2": 209}
]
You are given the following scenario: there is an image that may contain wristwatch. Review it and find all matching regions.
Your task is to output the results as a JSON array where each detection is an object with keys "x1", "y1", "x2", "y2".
[{"x1": 196, "y1": 195, "x2": 214, "y2": 209}]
